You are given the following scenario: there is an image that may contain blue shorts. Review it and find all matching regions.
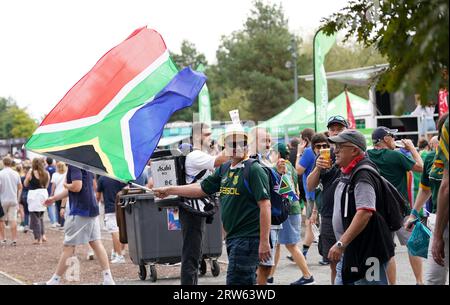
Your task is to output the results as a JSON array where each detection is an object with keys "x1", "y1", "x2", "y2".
[
  {"x1": 226, "y1": 237, "x2": 260, "y2": 285},
  {"x1": 260, "y1": 227, "x2": 281, "y2": 266},
  {"x1": 278, "y1": 214, "x2": 301, "y2": 245}
]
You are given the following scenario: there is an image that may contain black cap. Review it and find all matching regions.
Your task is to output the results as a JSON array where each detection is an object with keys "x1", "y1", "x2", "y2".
[
  {"x1": 372, "y1": 126, "x2": 398, "y2": 144},
  {"x1": 328, "y1": 129, "x2": 367, "y2": 152},
  {"x1": 327, "y1": 115, "x2": 349, "y2": 128}
]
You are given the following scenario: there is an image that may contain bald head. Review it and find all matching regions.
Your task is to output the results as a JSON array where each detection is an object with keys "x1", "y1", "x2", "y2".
[
  {"x1": 430, "y1": 136, "x2": 439, "y2": 150},
  {"x1": 249, "y1": 127, "x2": 271, "y2": 155}
]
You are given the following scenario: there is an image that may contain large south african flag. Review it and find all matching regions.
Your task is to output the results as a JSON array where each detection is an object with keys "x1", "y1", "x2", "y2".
[{"x1": 26, "y1": 27, "x2": 206, "y2": 182}]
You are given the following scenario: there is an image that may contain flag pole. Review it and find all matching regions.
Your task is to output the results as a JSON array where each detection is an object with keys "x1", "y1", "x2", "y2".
[{"x1": 129, "y1": 182, "x2": 153, "y2": 193}]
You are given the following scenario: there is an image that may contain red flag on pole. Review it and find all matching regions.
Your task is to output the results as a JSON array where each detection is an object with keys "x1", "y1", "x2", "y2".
[
  {"x1": 345, "y1": 89, "x2": 356, "y2": 129},
  {"x1": 438, "y1": 89, "x2": 448, "y2": 117}
]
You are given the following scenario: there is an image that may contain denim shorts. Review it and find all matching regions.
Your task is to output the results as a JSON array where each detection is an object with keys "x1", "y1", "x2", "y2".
[
  {"x1": 278, "y1": 214, "x2": 301, "y2": 245},
  {"x1": 260, "y1": 227, "x2": 281, "y2": 266},
  {"x1": 226, "y1": 237, "x2": 260, "y2": 285}
]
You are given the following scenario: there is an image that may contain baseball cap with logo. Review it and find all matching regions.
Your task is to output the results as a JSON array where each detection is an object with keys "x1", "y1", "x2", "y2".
[{"x1": 372, "y1": 126, "x2": 398, "y2": 145}]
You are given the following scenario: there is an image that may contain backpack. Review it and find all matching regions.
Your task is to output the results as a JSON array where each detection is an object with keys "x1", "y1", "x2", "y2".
[
  {"x1": 348, "y1": 164, "x2": 407, "y2": 232},
  {"x1": 220, "y1": 158, "x2": 290, "y2": 225},
  {"x1": 175, "y1": 154, "x2": 218, "y2": 222}
]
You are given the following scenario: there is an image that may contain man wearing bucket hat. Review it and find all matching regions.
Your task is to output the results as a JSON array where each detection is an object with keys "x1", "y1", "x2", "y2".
[
  {"x1": 367, "y1": 126, "x2": 424, "y2": 285},
  {"x1": 154, "y1": 112, "x2": 272, "y2": 285}
]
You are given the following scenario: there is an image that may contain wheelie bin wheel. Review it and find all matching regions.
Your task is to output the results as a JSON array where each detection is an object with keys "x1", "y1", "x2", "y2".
[
  {"x1": 150, "y1": 264, "x2": 158, "y2": 282},
  {"x1": 199, "y1": 259, "x2": 207, "y2": 275},
  {"x1": 211, "y1": 260, "x2": 220, "y2": 277},
  {"x1": 138, "y1": 264, "x2": 147, "y2": 281}
]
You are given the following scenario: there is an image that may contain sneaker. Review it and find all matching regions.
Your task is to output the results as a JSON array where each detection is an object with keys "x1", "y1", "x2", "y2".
[
  {"x1": 302, "y1": 250, "x2": 308, "y2": 259},
  {"x1": 51, "y1": 223, "x2": 58, "y2": 228},
  {"x1": 23, "y1": 226, "x2": 29, "y2": 233},
  {"x1": 0, "y1": 240, "x2": 6, "y2": 246},
  {"x1": 319, "y1": 258, "x2": 330, "y2": 266},
  {"x1": 102, "y1": 279, "x2": 116, "y2": 285},
  {"x1": 87, "y1": 251, "x2": 95, "y2": 261},
  {"x1": 286, "y1": 255, "x2": 294, "y2": 262},
  {"x1": 111, "y1": 255, "x2": 125, "y2": 264},
  {"x1": 111, "y1": 251, "x2": 117, "y2": 261},
  {"x1": 267, "y1": 277, "x2": 274, "y2": 284},
  {"x1": 290, "y1": 276, "x2": 316, "y2": 285},
  {"x1": 10, "y1": 241, "x2": 17, "y2": 247}
]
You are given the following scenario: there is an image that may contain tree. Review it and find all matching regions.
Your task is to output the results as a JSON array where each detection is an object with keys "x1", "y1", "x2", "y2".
[
  {"x1": 215, "y1": 0, "x2": 295, "y2": 121},
  {"x1": 217, "y1": 88, "x2": 252, "y2": 121},
  {"x1": 169, "y1": 40, "x2": 208, "y2": 122},
  {"x1": 0, "y1": 97, "x2": 37, "y2": 139},
  {"x1": 322, "y1": 0, "x2": 449, "y2": 105},
  {"x1": 171, "y1": 40, "x2": 208, "y2": 70}
]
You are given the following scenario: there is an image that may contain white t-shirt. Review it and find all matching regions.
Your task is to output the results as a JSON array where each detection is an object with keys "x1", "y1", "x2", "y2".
[
  {"x1": 0, "y1": 167, "x2": 21, "y2": 204},
  {"x1": 51, "y1": 172, "x2": 67, "y2": 195},
  {"x1": 185, "y1": 150, "x2": 215, "y2": 184}
]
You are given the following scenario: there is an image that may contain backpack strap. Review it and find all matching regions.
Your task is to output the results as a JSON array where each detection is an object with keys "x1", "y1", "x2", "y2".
[
  {"x1": 219, "y1": 161, "x2": 232, "y2": 178},
  {"x1": 349, "y1": 164, "x2": 380, "y2": 184},
  {"x1": 242, "y1": 158, "x2": 259, "y2": 195},
  {"x1": 341, "y1": 164, "x2": 380, "y2": 219},
  {"x1": 189, "y1": 169, "x2": 208, "y2": 184}
]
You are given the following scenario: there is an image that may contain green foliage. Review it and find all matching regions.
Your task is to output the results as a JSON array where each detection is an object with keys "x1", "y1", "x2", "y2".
[
  {"x1": 217, "y1": 88, "x2": 252, "y2": 121},
  {"x1": 322, "y1": 0, "x2": 449, "y2": 104},
  {"x1": 0, "y1": 97, "x2": 37, "y2": 139},
  {"x1": 215, "y1": 0, "x2": 294, "y2": 121},
  {"x1": 171, "y1": 40, "x2": 208, "y2": 69},
  {"x1": 169, "y1": 40, "x2": 208, "y2": 122},
  {"x1": 298, "y1": 43, "x2": 386, "y2": 102}
]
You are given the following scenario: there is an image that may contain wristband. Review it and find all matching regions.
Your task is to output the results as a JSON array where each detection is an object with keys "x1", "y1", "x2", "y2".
[{"x1": 410, "y1": 209, "x2": 420, "y2": 218}]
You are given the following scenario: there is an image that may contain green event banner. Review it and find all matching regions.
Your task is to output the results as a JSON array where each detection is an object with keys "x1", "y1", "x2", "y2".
[
  {"x1": 197, "y1": 64, "x2": 211, "y2": 125},
  {"x1": 314, "y1": 30, "x2": 336, "y2": 132}
]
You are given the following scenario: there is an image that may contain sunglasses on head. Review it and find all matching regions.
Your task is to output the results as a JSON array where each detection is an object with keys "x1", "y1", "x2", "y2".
[
  {"x1": 225, "y1": 140, "x2": 247, "y2": 148},
  {"x1": 327, "y1": 115, "x2": 346, "y2": 123}
]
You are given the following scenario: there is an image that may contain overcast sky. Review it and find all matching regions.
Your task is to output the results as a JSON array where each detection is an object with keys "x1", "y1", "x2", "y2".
[{"x1": 0, "y1": 0, "x2": 350, "y2": 120}]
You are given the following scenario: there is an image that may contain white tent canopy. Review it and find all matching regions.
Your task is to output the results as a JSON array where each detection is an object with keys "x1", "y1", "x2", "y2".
[{"x1": 299, "y1": 64, "x2": 389, "y2": 86}]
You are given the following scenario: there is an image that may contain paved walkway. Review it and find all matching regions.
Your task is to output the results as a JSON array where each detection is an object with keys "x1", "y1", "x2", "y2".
[
  {"x1": 0, "y1": 272, "x2": 24, "y2": 285},
  {"x1": 114, "y1": 237, "x2": 419, "y2": 285}
]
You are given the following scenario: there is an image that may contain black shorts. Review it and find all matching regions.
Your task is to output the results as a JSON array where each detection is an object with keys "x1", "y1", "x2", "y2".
[{"x1": 318, "y1": 216, "x2": 336, "y2": 258}]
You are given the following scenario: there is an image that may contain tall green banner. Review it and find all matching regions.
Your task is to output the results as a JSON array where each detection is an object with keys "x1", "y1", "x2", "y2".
[
  {"x1": 314, "y1": 30, "x2": 336, "y2": 132},
  {"x1": 196, "y1": 64, "x2": 211, "y2": 125}
]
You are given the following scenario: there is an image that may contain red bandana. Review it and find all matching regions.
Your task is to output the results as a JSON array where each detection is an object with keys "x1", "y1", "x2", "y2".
[{"x1": 341, "y1": 155, "x2": 365, "y2": 175}]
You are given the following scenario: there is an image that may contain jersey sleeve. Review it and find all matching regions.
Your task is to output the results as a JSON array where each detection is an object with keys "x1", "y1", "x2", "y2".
[
  {"x1": 200, "y1": 167, "x2": 222, "y2": 195},
  {"x1": 249, "y1": 163, "x2": 270, "y2": 202}
]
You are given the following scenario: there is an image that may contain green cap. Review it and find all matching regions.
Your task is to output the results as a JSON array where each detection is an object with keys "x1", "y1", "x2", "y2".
[{"x1": 272, "y1": 143, "x2": 289, "y2": 159}]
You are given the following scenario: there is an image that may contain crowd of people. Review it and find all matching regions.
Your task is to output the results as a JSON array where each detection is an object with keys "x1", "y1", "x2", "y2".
[{"x1": 0, "y1": 111, "x2": 448, "y2": 286}]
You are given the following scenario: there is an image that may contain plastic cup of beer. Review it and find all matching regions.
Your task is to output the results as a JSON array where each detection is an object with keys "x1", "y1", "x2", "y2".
[{"x1": 320, "y1": 148, "x2": 331, "y2": 168}]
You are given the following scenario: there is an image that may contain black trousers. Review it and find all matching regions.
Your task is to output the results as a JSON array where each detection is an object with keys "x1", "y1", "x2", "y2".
[{"x1": 179, "y1": 208, "x2": 206, "y2": 285}]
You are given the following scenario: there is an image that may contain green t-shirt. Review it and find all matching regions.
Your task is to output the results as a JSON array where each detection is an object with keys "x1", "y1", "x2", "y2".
[
  {"x1": 201, "y1": 160, "x2": 270, "y2": 240},
  {"x1": 367, "y1": 148, "x2": 416, "y2": 211},
  {"x1": 284, "y1": 161, "x2": 301, "y2": 215},
  {"x1": 413, "y1": 150, "x2": 429, "y2": 202},
  {"x1": 420, "y1": 150, "x2": 443, "y2": 213}
]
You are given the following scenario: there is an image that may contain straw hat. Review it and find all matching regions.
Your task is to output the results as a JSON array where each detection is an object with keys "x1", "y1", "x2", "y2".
[{"x1": 217, "y1": 109, "x2": 248, "y2": 147}]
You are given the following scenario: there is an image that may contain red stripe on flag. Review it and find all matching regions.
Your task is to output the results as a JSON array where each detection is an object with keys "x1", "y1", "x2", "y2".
[
  {"x1": 41, "y1": 27, "x2": 167, "y2": 126},
  {"x1": 345, "y1": 89, "x2": 356, "y2": 129}
]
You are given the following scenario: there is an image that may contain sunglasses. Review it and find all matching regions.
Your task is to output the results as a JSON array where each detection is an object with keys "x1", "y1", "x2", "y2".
[
  {"x1": 314, "y1": 144, "x2": 330, "y2": 149},
  {"x1": 327, "y1": 115, "x2": 346, "y2": 123},
  {"x1": 225, "y1": 141, "x2": 247, "y2": 148}
]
